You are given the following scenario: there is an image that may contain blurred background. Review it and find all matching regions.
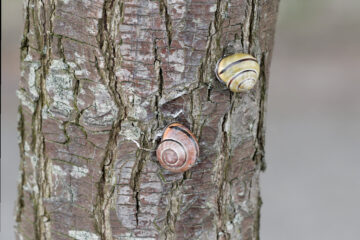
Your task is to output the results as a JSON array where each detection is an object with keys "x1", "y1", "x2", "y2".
[{"x1": 1, "y1": 0, "x2": 360, "y2": 239}]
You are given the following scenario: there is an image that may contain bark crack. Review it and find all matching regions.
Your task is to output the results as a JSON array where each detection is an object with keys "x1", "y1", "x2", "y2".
[
  {"x1": 16, "y1": 106, "x2": 26, "y2": 223},
  {"x1": 161, "y1": 175, "x2": 186, "y2": 240},
  {"x1": 215, "y1": 112, "x2": 231, "y2": 240},
  {"x1": 23, "y1": 0, "x2": 56, "y2": 238},
  {"x1": 94, "y1": 0, "x2": 125, "y2": 239},
  {"x1": 130, "y1": 142, "x2": 147, "y2": 227},
  {"x1": 153, "y1": 38, "x2": 164, "y2": 127},
  {"x1": 159, "y1": 0, "x2": 173, "y2": 47}
]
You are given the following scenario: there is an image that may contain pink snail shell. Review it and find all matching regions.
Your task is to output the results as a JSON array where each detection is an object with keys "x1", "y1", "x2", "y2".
[{"x1": 156, "y1": 123, "x2": 199, "y2": 173}]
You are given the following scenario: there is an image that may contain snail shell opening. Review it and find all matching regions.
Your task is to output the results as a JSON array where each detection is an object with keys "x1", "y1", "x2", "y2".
[
  {"x1": 215, "y1": 53, "x2": 260, "y2": 92},
  {"x1": 156, "y1": 123, "x2": 199, "y2": 173}
]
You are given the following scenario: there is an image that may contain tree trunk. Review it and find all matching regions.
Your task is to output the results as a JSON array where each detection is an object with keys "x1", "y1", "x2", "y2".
[{"x1": 15, "y1": 0, "x2": 279, "y2": 239}]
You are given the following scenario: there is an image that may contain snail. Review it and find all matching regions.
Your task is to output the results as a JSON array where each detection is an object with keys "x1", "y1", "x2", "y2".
[
  {"x1": 156, "y1": 123, "x2": 199, "y2": 173},
  {"x1": 215, "y1": 53, "x2": 260, "y2": 92}
]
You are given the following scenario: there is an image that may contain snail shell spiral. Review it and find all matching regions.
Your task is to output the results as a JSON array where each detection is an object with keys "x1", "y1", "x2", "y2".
[
  {"x1": 156, "y1": 123, "x2": 199, "y2": 173},
  {"x1": 215, "y1": 53, "x2": 260, "y2": 92}
]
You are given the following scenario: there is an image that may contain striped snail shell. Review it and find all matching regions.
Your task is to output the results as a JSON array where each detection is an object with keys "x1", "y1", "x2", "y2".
[
  {"x1": 156, "y1": 123, "x2": 199, "y2": 173},
  {"x1": 215, "y1": 53, "x2": 260, "y2": 92}
]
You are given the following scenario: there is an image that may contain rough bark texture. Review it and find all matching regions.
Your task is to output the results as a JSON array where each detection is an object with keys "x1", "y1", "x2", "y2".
[{"x1": 15, "y1": 0, "x2": 279, "y2": 239}]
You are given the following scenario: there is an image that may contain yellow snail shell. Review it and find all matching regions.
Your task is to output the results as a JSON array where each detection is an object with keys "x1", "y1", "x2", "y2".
[
  {"x1": 215, "y1": 53, "x2": 260, "y2": 92},
  {"x1": 156, "y1": 123, "x2": 199, "y2": 173}
]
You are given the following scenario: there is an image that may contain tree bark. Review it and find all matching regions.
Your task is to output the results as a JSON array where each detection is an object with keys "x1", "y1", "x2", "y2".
[{"x1": 15, "y1": 0, "x2": 279, "y2": 239}]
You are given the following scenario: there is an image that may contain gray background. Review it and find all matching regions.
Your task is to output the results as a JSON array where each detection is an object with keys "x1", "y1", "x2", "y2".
[{"x1": 2, "y1": 0, "x2": 360, "y2": 239}]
